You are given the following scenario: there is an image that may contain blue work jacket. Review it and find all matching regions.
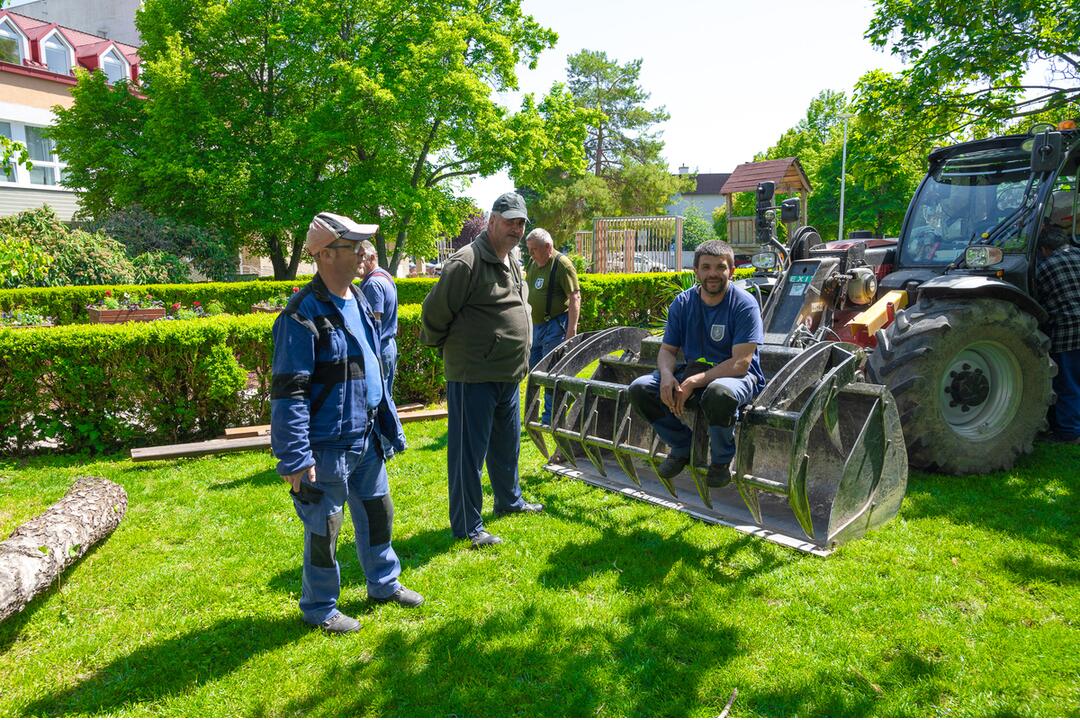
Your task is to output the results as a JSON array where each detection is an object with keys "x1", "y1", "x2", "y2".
[{"x1": 270, "y1": 274, "x2": 407, "y2": 476}]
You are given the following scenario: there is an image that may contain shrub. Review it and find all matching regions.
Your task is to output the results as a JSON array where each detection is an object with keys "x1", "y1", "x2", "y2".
[
  {"x1": 132, "y1": 251, "x2": 192, "y2": 284},
  {"x1": 0, "y1": 207, "x2": 136, "y2": 286},
  {"x1": 85, "y1": 205, "x2": 237, "y2": 281},
  {"x1": 0, "y1": 233, "x2": 53, "y2": 288}
]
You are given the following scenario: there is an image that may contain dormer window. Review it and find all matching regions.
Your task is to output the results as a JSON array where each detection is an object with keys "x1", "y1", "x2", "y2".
[
  {"x1": 0, "y1": 18, "x2": 24, "y2": 65},
  {"x1": 100, "y1": 48, "x2": 126, "y2": 83},
  {"x1": 43, "y1": 32, "x2": 73, "y2": 75}
]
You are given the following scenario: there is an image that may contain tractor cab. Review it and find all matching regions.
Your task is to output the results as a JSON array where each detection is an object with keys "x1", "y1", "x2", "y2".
[{"x1": 882, "y1": 125, "x2": 1080, "y2": 298}]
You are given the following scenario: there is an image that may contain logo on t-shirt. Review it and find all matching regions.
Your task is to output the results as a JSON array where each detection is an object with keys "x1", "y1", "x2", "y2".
[
  {"x1": 534, "y1": 277, "x2": 544, "y2": 290},
  {"x1": 710, "y1": 324, "x2": 726, "y2": 342}
]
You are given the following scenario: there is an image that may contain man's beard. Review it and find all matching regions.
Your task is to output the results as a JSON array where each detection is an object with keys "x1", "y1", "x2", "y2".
[{"x1": 700, "y1": 276, "x2": 727, "y2": 297}]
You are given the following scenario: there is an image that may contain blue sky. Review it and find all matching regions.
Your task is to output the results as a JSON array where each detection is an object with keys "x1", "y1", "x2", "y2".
[{"x1": 464, "y1": 0, "x2": 907, "y2": 207}]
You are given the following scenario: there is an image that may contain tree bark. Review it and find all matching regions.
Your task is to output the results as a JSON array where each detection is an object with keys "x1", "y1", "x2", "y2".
[{"x1": 0, "y1": 477, "x2": 127, "y2": 622}]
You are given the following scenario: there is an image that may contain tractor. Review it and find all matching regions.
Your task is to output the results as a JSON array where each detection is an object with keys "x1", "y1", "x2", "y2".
[{"x1": 524, "y1": 122, "x2": 1078, "y2": 554}]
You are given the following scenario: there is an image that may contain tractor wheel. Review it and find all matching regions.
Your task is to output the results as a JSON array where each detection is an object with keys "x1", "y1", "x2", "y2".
[{"x1": 867, "y1": 297, "x2": 1054, "y2": 475}]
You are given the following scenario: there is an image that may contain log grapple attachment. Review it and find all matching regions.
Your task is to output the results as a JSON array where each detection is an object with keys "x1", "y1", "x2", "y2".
[{"x1": 524, "y1": 327, "x2": 907, "y2": 555}]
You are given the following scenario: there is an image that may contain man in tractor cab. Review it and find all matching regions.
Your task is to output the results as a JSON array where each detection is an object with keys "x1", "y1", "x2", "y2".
[
  {"x1": 1036, "y1": 190, "x2": 1080, "y2": 443},
  {"x1": 627, "y1": 240, "x2": 766, "y2": 487}
]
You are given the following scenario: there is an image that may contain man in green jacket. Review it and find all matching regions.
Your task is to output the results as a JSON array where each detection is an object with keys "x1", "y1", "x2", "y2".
[{"x1": 420, "y1": 192, "x2": 545, "y2": 548}]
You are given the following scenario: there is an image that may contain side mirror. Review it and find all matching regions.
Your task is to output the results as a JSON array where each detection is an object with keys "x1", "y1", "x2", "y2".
[
  {"x1": 1031, "y1": 131, "x2": 1063, "y2": 173},
  {"x1": 756, "y1": 181, "x2": 775, "y2": 205},
  {"x1": 752, "y1": 251, "x2": 777, "y2": 270},
  {"x1": 780, "y1": 198, "x2": 800, "y2": 224}
]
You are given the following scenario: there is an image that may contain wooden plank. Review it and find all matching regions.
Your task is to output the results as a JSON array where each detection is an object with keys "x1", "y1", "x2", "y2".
[
  {"x1": 131, "y1": 435, "x2": 271, "y2": 462},
  {"x1": 224, "y1": 425, "x2": 270, "y2": 438},
  {"x1": 137, "y1": 407, "x2": 451, "y2": 462},
  {"x1": 400, "y1": 408, "x2": 448, "y2": 423},
  {"x1": 396, "y1": 403, "x2": 424, "y2": 413}
]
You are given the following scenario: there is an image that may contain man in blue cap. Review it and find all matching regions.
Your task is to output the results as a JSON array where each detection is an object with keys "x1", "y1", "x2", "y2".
[{"x1": 421, "y1": 193, "x2": 544, "y2": 548}]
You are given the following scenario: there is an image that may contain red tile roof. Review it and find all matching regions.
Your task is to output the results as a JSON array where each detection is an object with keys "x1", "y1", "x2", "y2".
[
  {"x1": 720, "y1": 157, "x2": 812, "y2": 195},
  {"x1": 0, "y1": 8, "x2": 139, "y2": 75}
]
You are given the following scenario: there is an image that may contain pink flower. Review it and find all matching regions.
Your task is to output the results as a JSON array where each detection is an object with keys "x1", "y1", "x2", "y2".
[
  {"x1": 171, "y1": 302, "x2": 181, "y2": 311},
  {"x1": 292, "y1": 286, "x2": 299, "y2": 293},
  {"x1": 193, "y1": 300, "x2": 201, "y2": 307}
]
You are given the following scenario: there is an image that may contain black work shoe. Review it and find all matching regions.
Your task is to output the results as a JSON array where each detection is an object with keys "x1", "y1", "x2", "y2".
[
  {"x1": 494, "y1": 501, "x2": 544, "y2": 517},
  {"x1": 656, "y1": 455, "x2": 689, "y2": 480},
  {"x1": 470, "y1": 530, "x2": 503, "y2": 548},
  {"x1": 312, "y1": 612, "x2": 360, "y2": 634},
  {"x1": 371, "y1": 586, "x2": 425, "y2": 607},
  {"x1": 706, "y1": 463, "x2": 731, "y2": 488}
]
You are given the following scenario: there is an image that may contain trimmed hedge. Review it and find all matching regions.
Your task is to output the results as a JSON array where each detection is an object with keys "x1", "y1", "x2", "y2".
[
  {"x1": 0, "y1": 271, "x2": 765, "y2": 453},
  {"x1": 0, "y1": 277, "x2": 440, "y2": 325},
  {"x1": 0, "y1": 272, "x2": 707, "y2": 326}
]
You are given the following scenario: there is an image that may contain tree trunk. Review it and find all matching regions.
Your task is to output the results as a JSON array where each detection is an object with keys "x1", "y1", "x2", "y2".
[{"x1": 0, "y1": 476, "x2": 127, "y2": 622}]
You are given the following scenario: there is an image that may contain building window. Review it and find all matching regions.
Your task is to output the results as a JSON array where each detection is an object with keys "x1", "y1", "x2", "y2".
[
  {"x1": 43, "y1": 35, "x2": 71, "y2": 75},
  {"x1": 0, "y1": 19, "x2": 23, "y2": 64},
  {"x1": 0, "y1": 121, "x2": 15, "y2": 183},
  {"x1": 24, "y1": 125, "x2": 60, "y2": 186},
  {"x1": 101, "y1": 49, "x2": 125, "y2": 84}
]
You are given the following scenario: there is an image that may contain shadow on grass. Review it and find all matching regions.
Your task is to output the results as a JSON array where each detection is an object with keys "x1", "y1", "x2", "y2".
[
  {"x1": 20, "y1": 616, "x2": 306, "y2": 716},
  {"x1": 900, "y1": 441, "x2": 1080, "y2": 554},
  {"x1": 276, "y1": 601, "x2": 743, "y2": 717},
  {"x1": 266, "y1": 523, "x2": 462, "y2": 599},
  {"x1": 747, "y1": 645, "x2": 948, "y2": 717},
  {"x1": 418, "y1": 430, "x2": 448, "y2": 452},
  {"x1": 208, "y1": 466, "x2": 282, "y2": 491}
]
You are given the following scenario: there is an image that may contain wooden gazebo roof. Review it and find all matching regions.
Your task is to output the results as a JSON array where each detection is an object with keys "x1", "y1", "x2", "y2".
[{"x1": 719, "y1": 157, "x2": 811, "y2": 195}]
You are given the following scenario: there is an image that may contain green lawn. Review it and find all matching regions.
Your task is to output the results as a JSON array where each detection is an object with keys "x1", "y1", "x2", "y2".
[{"x1": 0, "y1": 419, "x2": 1077, "y2": 717}]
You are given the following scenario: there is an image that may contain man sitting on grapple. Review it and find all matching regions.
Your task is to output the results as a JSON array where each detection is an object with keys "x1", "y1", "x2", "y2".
[{"x1": 627, "y1": 239, "x2": 766, "y2": 487}]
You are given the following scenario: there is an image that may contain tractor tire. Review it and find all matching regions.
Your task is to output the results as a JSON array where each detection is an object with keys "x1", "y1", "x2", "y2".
[{"x1": 867, "y1": 297, "x2": 1054, "y2": 475}]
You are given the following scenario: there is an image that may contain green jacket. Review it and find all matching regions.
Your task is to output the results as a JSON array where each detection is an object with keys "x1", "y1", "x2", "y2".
[{"x1": 420, "y1": 231, "x2": 532, "y2": 383}]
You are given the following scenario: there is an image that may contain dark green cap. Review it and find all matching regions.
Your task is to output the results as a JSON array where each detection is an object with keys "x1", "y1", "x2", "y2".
[{"x1": 492, "y1": 192, "x2": 529, "y2": 221}]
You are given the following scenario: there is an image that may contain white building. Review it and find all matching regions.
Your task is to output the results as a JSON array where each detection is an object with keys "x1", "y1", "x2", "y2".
[{"x1": 0, "y1": 7, "x2": 140, "y2": 220}]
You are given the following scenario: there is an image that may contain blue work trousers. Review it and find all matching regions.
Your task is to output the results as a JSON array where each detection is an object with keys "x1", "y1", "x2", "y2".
[
  {"x1": 529, "y1": 313, "x2": 568, "y2": 424},
  {"x1": 1051, "y1": 348, "x2": 1080, "y2": 440},
  {"x1": 628, "y1": 370, "x2": 758, "y2": 466},
  {"x1": 382, "y1": 337, "x2": 398, "y2": 400},
  {"x1": 447, "y1": 380, "x2": 526, "y2": 538},
  {"x1": 292, "y1": 435, "x2": 401, "y2": 625}
]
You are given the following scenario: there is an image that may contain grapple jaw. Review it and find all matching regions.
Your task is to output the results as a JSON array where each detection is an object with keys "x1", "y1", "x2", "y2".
[{"x1": 525, "y1": 329, "x2": 907, "y2": 555}]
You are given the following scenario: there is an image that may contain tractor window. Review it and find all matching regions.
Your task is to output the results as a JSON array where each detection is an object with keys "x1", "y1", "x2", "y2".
[
  {"x1": 902, "y1": 147, "x2": 1034, "y2": 266},
  {"x1": 1043, "y1": 164, "x2": 1078, "y2": 246}
]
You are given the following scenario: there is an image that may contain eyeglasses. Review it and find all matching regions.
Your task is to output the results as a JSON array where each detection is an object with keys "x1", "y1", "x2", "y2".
[{"x1": 326, "y1": 242, "x2": 362, "y2": 254}]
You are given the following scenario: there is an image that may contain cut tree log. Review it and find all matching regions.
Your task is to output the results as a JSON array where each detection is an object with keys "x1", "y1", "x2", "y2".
[{"x1": 0, "y1": 476, "x2": 127, "y2": 623}]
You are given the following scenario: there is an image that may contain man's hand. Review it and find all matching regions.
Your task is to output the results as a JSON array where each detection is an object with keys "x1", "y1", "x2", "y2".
[
  {"x1": 673, "y1": 373, "x2": 706, "y2": 415},
  {"x1": 659, "y1": 371, "x2": 679, "y2": 412},
  {"x1": 564, "y1": 326, "x2": 577, "y2": 342},
  {"x1": 282, "y1": 465, "x2": 315, "y2": 493}
]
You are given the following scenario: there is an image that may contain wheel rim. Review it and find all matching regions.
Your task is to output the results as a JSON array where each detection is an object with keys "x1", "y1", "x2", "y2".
[{"x1": 938, "y1": 341, "x2": 1022, "y2": 440}]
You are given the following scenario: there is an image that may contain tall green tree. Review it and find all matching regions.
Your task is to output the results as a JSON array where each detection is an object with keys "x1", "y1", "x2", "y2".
[
  {"x1": 50, "y1": 0, "x2": 590, "y2": 279},
  {"x1": 566, "y1": 50, "x2": 670, "y2": 176},
  {"x1": 862, "y1": 0, "x2": 1080, "y2": 144},
  {"x1": 758, "y1": 89, "x2": 922, "y2": 240}
]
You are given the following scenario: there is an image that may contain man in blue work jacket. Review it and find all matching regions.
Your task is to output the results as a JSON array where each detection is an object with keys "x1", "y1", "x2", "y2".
[{"x1": 271, "y1": 211, "x2": 422, "y2": 634}]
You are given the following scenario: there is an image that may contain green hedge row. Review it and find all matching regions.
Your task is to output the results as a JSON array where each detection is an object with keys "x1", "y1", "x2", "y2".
[
  {"x1": 0, "y1": 271, "x2": 753, "y2": 453},
  {"x1": 0, "y1": 277, "x2": 440, "y2": 325}
]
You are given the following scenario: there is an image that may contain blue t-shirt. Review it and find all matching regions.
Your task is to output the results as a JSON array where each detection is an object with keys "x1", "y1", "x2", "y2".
[
  {"x1": 360, "y1": 269, "x2": 399, "y2": 346},
  {"x1": 331, "y1": 293, "x2": 383, "y2": 410},
  {"x1": 663, "y1": 284, "x2": 766, "y2": 391}
]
